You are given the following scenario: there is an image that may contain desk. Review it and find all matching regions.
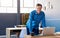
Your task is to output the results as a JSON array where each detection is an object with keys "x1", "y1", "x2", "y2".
[
  {"x1": 6, "y1": 27, "x2": 26, "y2": 38},
  {"x1": 24, "y1": 35, "x2": 60, "y2": 38},
  {"x1": 6, "y1": 27, "x2": 43, "y2": 38}
]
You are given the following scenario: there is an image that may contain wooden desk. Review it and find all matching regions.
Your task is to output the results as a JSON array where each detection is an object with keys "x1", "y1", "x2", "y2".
[
  {"x1": 6, "y1": 27, "x2": 43, "y2": 38},
  {"x1": 24, "y1": 35, "x2": 60, "y2": 38}
]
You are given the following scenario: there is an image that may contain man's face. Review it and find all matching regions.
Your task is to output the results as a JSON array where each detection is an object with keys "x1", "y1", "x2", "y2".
[{"x1": 36, "y1": 6, "x2": 42, "y2": 14}]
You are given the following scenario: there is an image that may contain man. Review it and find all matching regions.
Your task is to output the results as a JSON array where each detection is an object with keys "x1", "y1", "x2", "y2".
[{"x1": 26, "y1": 3, "x2": 46, "y2": 35}]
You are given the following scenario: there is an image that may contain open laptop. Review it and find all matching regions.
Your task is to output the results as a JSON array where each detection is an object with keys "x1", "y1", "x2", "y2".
[{"x1": 43, "y1": 27, "x2": 55, "y2": 36}]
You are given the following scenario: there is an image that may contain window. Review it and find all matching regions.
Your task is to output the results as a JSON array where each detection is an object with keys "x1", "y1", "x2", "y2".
[
  {"x1": 0, "y1": 0, "x2": 17, "y2": 13},
  {"x1": 1, "y1": 0, "x2": 12, "y2": 7},
  {"x1": 20, "y1": 0, "x2": 35, "y2": 13},
  {"x1": 24, "y1": 0, "x2": 34, "y2": 7}
]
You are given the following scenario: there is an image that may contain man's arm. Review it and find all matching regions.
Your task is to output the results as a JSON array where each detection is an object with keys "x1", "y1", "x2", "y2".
[
  {"x1": 29, "y1": 12, "x2": 33, "y2": 33},
  {"x1": 41, "y1": 13, "x2": 46, "y2": 28}
]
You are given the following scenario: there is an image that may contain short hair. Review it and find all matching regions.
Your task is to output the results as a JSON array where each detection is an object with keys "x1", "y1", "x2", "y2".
[{"x1": 36, "y1": 3, "x2": 42, "y2": 7}]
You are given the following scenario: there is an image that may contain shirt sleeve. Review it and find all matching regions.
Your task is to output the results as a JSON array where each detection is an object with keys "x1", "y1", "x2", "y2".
[
  {"x1": 29, "y1": 12, "x2": 33, "y2": 33},
  {"x1": 41, "y1": 13, "x2": 46, "y2": 28}
]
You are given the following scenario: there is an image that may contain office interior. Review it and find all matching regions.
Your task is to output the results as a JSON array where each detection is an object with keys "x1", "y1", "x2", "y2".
[{"x1": 0, "y1": 0, "x2": 60, "y2": 38}]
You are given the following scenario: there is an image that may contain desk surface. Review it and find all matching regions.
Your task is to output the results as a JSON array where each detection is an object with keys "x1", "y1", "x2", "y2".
[
  {"x1": 25, "y1": 35, "x2": 60, "y2": 38},
  {"x1": 6, "y1": 27, "x2": 26, "y2": 30},
  {"x1": 6, "y1": 27, "x2": 43, "y2": 30}
]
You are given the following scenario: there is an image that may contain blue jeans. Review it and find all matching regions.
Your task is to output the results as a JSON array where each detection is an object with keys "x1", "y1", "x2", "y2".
[{"x1": 26, "y1": 27, "x2": 39, "y2": 35}]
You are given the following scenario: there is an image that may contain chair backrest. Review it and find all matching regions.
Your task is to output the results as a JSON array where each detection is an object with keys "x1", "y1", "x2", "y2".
[{"x1": 21, "y1": 13, "x2": 29, "y2": 25}]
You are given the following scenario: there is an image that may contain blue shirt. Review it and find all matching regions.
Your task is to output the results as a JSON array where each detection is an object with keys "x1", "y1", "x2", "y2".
[{"x1": 26, "y1": 10, "x2": 46, "y2": 33}]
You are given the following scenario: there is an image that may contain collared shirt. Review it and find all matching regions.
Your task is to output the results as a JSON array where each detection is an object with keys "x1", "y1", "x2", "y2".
[{"x1": 26, "y1": 10, "x2": 46, "y2": 33}]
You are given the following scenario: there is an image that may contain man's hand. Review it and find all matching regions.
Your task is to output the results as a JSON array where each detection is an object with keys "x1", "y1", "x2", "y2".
[{"x1": 30, "y1": 32, "x2": 34, "y2": 36}]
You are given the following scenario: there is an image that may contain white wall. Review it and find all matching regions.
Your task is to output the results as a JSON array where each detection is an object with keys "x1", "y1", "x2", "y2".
[{"x1": 44, "y1": 0, "x2": 60, "y2": 20}]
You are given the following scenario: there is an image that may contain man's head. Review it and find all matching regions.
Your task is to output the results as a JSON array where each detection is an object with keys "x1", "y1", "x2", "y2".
[{"x1": 36, "y1": 3, "x2": 42, "y2": 14}]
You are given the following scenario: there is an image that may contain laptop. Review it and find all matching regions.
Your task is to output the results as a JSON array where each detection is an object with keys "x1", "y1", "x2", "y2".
[{"x1": 43, "y1": 27, "x2": 55, "y2": 36}]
